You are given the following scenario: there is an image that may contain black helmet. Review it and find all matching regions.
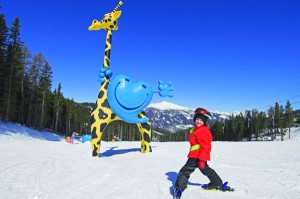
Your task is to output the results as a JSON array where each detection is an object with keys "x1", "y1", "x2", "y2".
[{"x1": 193, "y1": 107, "x2": 212, "y2": 126}]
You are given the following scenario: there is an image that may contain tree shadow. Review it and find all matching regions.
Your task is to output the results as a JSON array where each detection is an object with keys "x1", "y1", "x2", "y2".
[
  {"x1": 100, "y1": 146, "x2": 141, "y2": 157},
  {"x1": 0, "y1": 121, "x2": 63, "y2": 142}
]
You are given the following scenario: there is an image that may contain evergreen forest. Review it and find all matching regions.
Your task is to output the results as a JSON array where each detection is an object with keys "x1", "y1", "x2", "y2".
[
  {"x1": 171, "y1": 101, "x2": 295, "y2": 142},
  {"x1": 0, "y1": 13, "x2": 93, "y2": 137}
]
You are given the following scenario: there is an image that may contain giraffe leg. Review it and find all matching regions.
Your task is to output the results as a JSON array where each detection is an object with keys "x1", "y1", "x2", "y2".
[
  {"x1": 91, "y1": 127, "x2": 102, "y2": 156},
  {"x1": 90, "y1": 80, "x2": 113, "y2": 157},
  {"x1": 137, "y1": 112, "x2": 152, "y2": 153},
  {"x1": 91, "y1": 112, "x2": 107, "y2": 156}
]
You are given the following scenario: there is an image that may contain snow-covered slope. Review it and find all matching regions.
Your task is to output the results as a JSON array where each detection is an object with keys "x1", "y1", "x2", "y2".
[{"x1": 1, "y1": 121, "x2": 300, "y2": 199}]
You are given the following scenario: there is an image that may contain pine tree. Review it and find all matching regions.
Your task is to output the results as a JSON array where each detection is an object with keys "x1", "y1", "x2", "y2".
[
  {"x1": 0, "y1": 13, "x2": 8, "y2": 119},
  {"x1": 268, "y1": 106, "x2": 275, "y2": 140},
  {"x1": 244, "y1": 111, "x2": 252, "y2": 140},
  {"x1": 26, "y1": 53, "x2": 45, "y2": 127},
  {"x1": 211, "y1": 121, "x2": 225, "y2": 141},
  {"x1": 19, "y1": 46, "x2": 32, "y2": 124},
  {"x1": 279, "y1": 105, "x2": 285, "y2": 141},
  {"x1": 274, "y1": 102, "x2": 280, "y2": 136},
  {"x1": 257, "y1": 111, "x2": 268, "y2": 138},
  {"x1": 4, "y1": 17, "x2": 23, "y2": 122},
  {"x1": 251, "y1": 109, "x2": 259, "y2": 140},
  {"x1": 235, "y1": 113, "x2": 244, "y2": 141},
  {"x1": 53, "y1": 83, "x2": 63, "y2": 133},
  {"x1": 285, "y1": 100, "x2": 294, "y2": 138},
  {"x1": 38, "y1": 60, "x2": 52, "y2": 130}
]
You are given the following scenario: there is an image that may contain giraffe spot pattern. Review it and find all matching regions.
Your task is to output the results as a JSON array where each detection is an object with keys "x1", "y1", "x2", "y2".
[
  {"x1": 91, "y1": 114, "x2": 96, "y2": 124},
  {"x1": 141, "y1": 122, "x2": 151, "y2": 131},
  {"x1": 105, "y1": 58, "x2": 110, "y2": 66},
  {"x1": 104, "y1": 81, "x2": 109, "y2": 89},
  {"x1": 92, "y1": 145, "x2": 99, "y2": 156},
  {"x1": 91, "y1": 127, "x2": 97, "y2": 139},
  {"x1": 111, "y1": 112, "x2": 117, "y2": 120},
  {"x1": 100, "y1": 123, "x2": 107, "y2": 132},
  {"x1": 101, "y1": 99, "x2": 110, "y2": 108},
  {"x1": 98, "y1": 90, "x2": 104, "y2": 99},
  {"x1": 143, "y1": 132, "x2": 151, "y2": 143},
  {"x1": 98, "y1": 109, "x2": 108, "y2": 120}
]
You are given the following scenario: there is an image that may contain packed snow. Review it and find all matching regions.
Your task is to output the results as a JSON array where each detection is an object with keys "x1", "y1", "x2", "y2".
[{"x1": 0, "y1": 121, "x2": 300, "y2": 199}]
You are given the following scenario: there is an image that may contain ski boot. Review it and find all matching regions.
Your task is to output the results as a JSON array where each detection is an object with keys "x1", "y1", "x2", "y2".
[
  {"x1": 219, "y1": 182, "x2": 234, "y2": 192},
  {"x1": 201, "y1": 182, "x2": 221, "y2": 190},
  {"x1": 202, "y1": 181, "x2": 234, "y2": 192},
  {"x1": 173, "y1": 188, "x2": 182, "y2": 199}
]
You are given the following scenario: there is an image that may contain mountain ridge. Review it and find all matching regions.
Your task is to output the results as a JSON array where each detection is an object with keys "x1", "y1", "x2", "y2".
[{"x1": 145, "y1": 101, "x2": 230, "y2": 132}]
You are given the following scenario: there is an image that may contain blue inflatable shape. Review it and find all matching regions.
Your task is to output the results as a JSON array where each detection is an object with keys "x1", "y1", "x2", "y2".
[
  {"x1": 82, "y1": 134, "x2": 92, "y2": 143},
  {"x1": 108, "y1": 75, "x2": 153, "y2": 124}
]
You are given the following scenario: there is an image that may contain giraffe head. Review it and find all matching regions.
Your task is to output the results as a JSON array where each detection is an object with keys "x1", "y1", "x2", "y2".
[{"x1": 88, "y1": 1, "x2": 123, "y2": 31}]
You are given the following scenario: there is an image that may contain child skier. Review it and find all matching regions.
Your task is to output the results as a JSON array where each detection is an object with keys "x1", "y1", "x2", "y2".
[{"x1": 173, "y1": 107, "x2": 229, "y2": 199}]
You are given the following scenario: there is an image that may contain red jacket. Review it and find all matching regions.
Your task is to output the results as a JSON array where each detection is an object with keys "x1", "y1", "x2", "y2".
[{"x1": 187, "y1": 125, "x2": 212, "y2": 161}]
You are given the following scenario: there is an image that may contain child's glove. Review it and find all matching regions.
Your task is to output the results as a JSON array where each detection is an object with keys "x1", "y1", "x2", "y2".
[
  {"x1": 198, "y1": 160, "x2": 206, "y2": 169},
  {"x1": 98, "y1": 67, "x2": 112, "y2": 83},
  {"x1": 155, "y1": 81, "x2": 174, "y2": 97}
]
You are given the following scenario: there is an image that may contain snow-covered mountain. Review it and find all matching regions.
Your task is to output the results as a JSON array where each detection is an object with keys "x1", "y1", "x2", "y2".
[{"x1": 145, "y1": 101, "x2": 230, "y2": 132}]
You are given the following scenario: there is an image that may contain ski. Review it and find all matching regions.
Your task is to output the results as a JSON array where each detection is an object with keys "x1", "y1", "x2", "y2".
[
  {"x1": 200, "y1": 181, "x2": 234, "y2": 192},
  {"x1": 173, "y1": 182, "x2": 234, "y2": 198}
]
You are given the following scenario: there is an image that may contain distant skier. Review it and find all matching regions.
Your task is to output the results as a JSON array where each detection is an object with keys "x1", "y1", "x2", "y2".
[
  {"x1": 66, "y1": 132, "x2": 77, "y2": 144},
  {"x1": 173, "y1": 108, "x2": 228, "y2": 198},
  {"x1": 112, "y1": 135, "x2": 121, "y2": 142},
  {"x1": 71, "y1": 132, "x2": 77, "y2": 140}
]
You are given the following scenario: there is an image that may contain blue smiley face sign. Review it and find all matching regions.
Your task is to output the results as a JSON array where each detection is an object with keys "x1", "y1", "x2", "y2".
[{"x1": 108, "y1": 75, "x2": 154, "y2": 123}]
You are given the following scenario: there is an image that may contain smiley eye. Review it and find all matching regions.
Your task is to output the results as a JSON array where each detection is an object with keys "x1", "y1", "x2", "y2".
[
  {"x1": 125, "y1": 78, "x2": 130, "y2": 82},
  {"x1": 142, "y1": 84, "x2": 147, "y2": 89}
]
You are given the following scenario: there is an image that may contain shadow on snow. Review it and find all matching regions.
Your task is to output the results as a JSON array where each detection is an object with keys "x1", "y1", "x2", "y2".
[
  {"x1": 100, "y1": 146, "x2": 141, "y2": 157},
  {"x1": 165, "y1": 171, "x2": 202, "y2": 196}
]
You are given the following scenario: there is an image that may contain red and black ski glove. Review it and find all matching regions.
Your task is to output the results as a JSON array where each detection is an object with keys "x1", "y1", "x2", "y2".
[{"x1": 198, "y1": 160, "x2": 206, "y2": 169}]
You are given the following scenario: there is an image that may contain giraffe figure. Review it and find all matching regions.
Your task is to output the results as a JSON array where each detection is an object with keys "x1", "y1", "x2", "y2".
[{"x1": 89, "y1": 1, "x2": 153, "y2": 157}]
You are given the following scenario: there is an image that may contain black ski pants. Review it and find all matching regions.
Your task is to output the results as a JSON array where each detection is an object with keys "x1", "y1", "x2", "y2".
[{"x1": 174, "y1": 158, "x2": 222, "y2": 191}]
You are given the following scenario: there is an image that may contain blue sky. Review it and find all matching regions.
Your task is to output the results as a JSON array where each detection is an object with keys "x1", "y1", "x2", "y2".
[{"x1": 2, "y1": 0, "x2": 300, "y2": 113}]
